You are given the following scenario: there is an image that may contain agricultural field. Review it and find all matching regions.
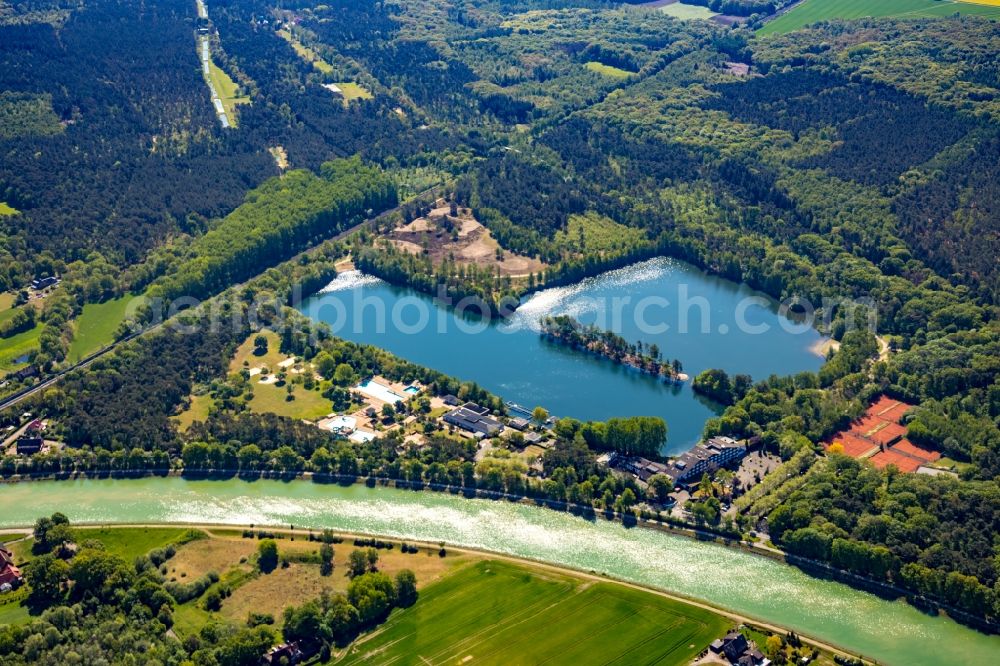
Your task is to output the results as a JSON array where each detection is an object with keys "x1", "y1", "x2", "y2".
[
  {"x1": 66, "y1": 293, "x2": 142, "y2": 362},
  {"x1": 334, "y1": 559, "x2": 728, "y2": 666},
  {"x1": 162, "y1": 530, "x2": 467, "y2": 637},
  {"x1": 759, "y1": 0, "x2": 1000, "y2": 35}
]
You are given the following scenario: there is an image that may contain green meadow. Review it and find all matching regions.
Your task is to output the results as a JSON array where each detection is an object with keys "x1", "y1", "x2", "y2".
[
  {"x1": 67, "y1": 293, "x2": 143, "y2": 362},
  {"x1": 334, "y1": 82, "x2": 374, "y2": 102},
  {"x1": 0, "y1": 324, "x2": 41, "y2": 374},
  {"x1": 585, "y1": 61, "x2": 634, "y2": 79},
  {"x1": 206, "y1": 59, "x2": 249, "y2": 123},
  {"x1": 657, "y1": 2, "x2": 720, "y2": 20},
  {"x1": 334, "y1": 559, "x2": 727, "y2": 665},
  {"x1": 759, "y1": 0, "x2": 1000, "y2": 35}
]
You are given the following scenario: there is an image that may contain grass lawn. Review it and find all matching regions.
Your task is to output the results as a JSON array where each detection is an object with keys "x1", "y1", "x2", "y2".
[
  {"x1": 584, "y1": 61, "x2": 633, "y2": 79},
  {"x1": 279, "y1": 29, "x2": 334, "y2": 74},
  {"x1": 0, "y1": 324, "x2": 41, "y2": 374},
  {"x1": 657, "y1": 2, "x2": 719, "y2": 20},
  {"x1": 77, "y1": 526, "x2": 199, "y2": 561},
  {"x1": 334, "y1": 83, "x2": 374, "y2": 102},
  {"x1": 0, "y1": 202, "x2": 18, "y2": 216},
  {"x1": 247, "y1": 382, "x2": 331, "y2": 420},
  {"x1": 7, "y1": 527, "x2": 198, "y2": 568},
  {"x1": 759, "y1": 0, "x2": 1000, "y2": 35},
  {"x1": 0, "y1": 589, "x2": 30, "y2": 625},
  {"x1": 0, "y1": 293, "x2": 23, "y2": 329},
  {"x1": 174, "y1": 392, "x2": 216, "y2": 431},
  {"x1": 929, "y1": 455, "x2": 974, "y2": 474},
  {"x1": 229, "y1": 330, "x2": 287, "y2": 373},
  {"x1": 207, "y1": 59, "x2": 249, "y2": 123},
  {"x1": 334, "y1": 559, "x2": 728, "y2": 665},
  {"x1": 67, "y1": 293, "x2": 143, "y2": 362}
]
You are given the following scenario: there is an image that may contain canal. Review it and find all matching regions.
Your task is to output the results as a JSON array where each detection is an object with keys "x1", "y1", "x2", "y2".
[
  {"x1": 298, "y1": 258, "x2": 825, "y2": 454},
  {"x1": 0, "y1": 477, "x2": 995, "y2": 665}
]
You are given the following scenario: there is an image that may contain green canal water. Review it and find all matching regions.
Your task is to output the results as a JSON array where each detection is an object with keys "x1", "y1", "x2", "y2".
[{"x1": 0, "y1": 477, "x2": 994, "y2": 665}]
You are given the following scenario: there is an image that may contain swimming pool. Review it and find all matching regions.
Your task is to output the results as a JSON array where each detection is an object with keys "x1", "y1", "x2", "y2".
[
  {"x1": 355, "y1": 379, "x2": 406, "y2": 404},
  {"x1": 404, "y1": 385, "x2": 420, "y2": 395}
]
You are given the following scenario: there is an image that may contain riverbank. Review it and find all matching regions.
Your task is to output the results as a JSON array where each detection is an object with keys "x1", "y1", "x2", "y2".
[
  {"x1": 0, "y1": 477, "x2": 996, "y2": 665},
  {"x1": 0, "y1": 467, "x2": 992, "y2": 635}
]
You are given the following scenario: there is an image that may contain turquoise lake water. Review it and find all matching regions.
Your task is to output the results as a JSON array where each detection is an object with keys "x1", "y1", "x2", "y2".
[{"x1": 298, "y1": 258, "x2": 825, "y2": 454}]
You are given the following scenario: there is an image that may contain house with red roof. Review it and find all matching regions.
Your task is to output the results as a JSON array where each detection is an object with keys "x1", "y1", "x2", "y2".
[{"x1": 0, "y1": 546, "x2": 23, "y2": 590}]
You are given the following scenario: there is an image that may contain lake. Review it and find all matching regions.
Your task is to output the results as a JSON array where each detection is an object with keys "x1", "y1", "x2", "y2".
[
  {"x1": 298, "y1": 258, "x2": 825, "y2": 454},
  {"x1": 0, "y1": 477, "x2": 995, "y2": 666}
]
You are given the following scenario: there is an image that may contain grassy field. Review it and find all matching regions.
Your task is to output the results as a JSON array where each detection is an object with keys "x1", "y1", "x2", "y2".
[
  {"x1": 585, "y1": 61, "x2": 634, "y2": 79},
  {"x1": 227, "y1": 329, "x2": 332, "y2": 419},
  {"x1": 279, "y1": 29, "x2": 334, "y2": 74},
  {"x1": 0, "y1": 202, "x2": 18, "y2": 216},
  {"x1": 0, "y1": 324, "x2": 41, "y2": 374},
  {"x1": 657, "y1": 2, "x2": 720, "y2": 20},
  {"x1": 206, "y1": 59, "x2": 249, "y2": 123},
  {"x1": 6, "y1": 526, "x2": 196, "y2": 566},
  {"x1": 229, "y1": 329, "x2": 286, "y2": 373},
  {"x1": 174, "y1": 392, "x2": 215, "y2": 431},
  {"x1": 167, "y1": 531, "x2": 467, "y2": 636},
  {"x1": 759, "y1": 0, "x2": 1000, "y2": 35},
  {"x1": 334, "y1": 559, "x2": 728, "y2": 665},
  {"x1": 246, "y1": 381, "x2": 332, "y2": 420},
  {"x1": 0, "y1": 293, "x2": 20, "y2": 330},
  {"x1": 79, "y1": 526, "x2": 198, "y2": 560},
  {"x1": 554, "y1": 211, "x2": 649, "y2": 256},
  {"x1": 67, "y1": 293, "x2": 142, "y2": 362},
  {"x1": 334, "y1": 82, "x2": 374, "y2": 102}
]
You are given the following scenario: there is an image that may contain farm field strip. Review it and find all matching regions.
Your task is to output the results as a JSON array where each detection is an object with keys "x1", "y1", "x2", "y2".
[
  {"x1": 335, "y1": 560, "x2": 726, "y2": 666},
  {"x1": 758, "y1": 0, "x2": 1000, "y2": 34}
]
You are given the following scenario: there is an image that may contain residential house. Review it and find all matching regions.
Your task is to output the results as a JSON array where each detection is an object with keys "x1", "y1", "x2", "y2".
[
  {"x1": 264, "y1": 641, "x2": 304, "y2": 665},
  {"x1": 30, "y1": 276, "x2": 59, "y2": 291},
  {"x1": 0, "y1": 546, "x2": 23, "y2": 589},
  {"x1": 16, "y1": 420, "x2": 44, "y2": 455},
  {"x1": 508, "y1": 417, "x2": 530, "y2": 431}
]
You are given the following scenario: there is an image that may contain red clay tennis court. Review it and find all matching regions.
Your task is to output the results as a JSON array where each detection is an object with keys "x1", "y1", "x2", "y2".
[
  {"x1": 893, "y1": 439, "x2": 940, "y2": 464},
  {"x1": 870, "y1": 449, "x2": 922, "y2": 473}
]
